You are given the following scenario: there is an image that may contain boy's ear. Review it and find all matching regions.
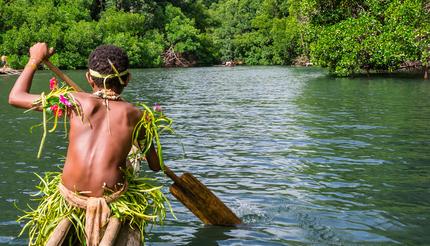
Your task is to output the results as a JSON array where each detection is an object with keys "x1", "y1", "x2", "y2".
[
  {"x1": 86, "y1": 71, "x2": 96, "y2": 89},
  {"x1": 123, "y1": 74, "x2": 131, "y2": 87}
]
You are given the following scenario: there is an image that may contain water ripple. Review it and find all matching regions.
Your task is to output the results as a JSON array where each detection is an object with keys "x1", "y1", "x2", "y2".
[{"x1": 1, "y1": 67, "x2": 430, "y2": 245}]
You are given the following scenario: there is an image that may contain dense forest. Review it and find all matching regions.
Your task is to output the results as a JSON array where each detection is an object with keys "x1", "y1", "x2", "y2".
[{"x1": 0, "y1": 0, "x2": 429, "y2": 77}]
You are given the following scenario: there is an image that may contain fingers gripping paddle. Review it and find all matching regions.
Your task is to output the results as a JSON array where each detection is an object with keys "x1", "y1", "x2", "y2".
[{"x1": 43, "y1": 58, "x2": 242, "y2": 226}]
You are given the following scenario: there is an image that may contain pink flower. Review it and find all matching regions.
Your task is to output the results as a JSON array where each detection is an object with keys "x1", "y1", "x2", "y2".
[
  {"x1": 49, "y1": 77, "x2": 57, "y2": 90},
  {"x1": 153, "y1": 103, "x2": 162, "y2": 112},
  {"x1": 59, "y1": 95, "x2": 72, "y2": 107},
  {"x1": 50, "y1": 105, "x2": 63, "y2": 117}
]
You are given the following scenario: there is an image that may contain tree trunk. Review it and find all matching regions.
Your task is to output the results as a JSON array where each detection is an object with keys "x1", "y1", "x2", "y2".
[{"x1": 163, "y1": 46, "x2": 191, "y2": 67}]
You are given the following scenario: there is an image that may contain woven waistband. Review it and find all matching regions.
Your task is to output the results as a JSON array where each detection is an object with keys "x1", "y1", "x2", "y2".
[{"x1": 58, "y1": 182, "x2": 128, "y2": 209}]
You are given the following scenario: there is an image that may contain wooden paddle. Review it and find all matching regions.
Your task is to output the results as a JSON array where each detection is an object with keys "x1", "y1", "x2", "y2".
[{"x1": 43, "y1": 59, "x2": 242, "y2": 226}]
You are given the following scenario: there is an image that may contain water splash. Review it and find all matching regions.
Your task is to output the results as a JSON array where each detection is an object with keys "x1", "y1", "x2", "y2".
[{"x1": 233, "y1": 200, "x2": 273, "y2": 225}]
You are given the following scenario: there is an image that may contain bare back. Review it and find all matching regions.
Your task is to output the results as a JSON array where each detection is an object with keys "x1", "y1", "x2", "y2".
[{"x1": 61, "y1": 92, "x2": 141, "y2": 197}]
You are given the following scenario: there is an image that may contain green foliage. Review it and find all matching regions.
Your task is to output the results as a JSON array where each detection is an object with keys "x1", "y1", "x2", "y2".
[
  {"x1": 97, "y1": 8, "x2": 150, "y2": 67},
  {"x1": 312, "y1": 0, "x2": 428, "y2": 76},
  {"x1": 0, "y1": 0, "x2": 210, "y2": 69},
  {"x1": 209, "y1": 0, "x2": 315, "y2": 65},
  {"x1": 0, "y1": 0, "x2": 94, "y2": 68},
  {"x1": 194, "y1": 32, "x2": 219, "y2": 65},
  {"x1": 104, "y1": 32, "x2": 145, "y2": 67},
  {"x1": 211, "y1": 0, "x2": 275, "y2": 63},
  {"x1": 0, "y1": 0, "x2": 428, "y2": 75},
  {"x1": 139, "y1": 31, "x2": 166, "y2": 67},
  {"x1": 164, "y1": 4, "x2": 201, "y2": 53},
  {"x1": 170, "y1": 0, "x2": 212, "y2": 31},
  {"x1": 61, "y1": 21, "x2": 101, "y2": 69},
  {"x1": 311, "y1": 15, "x2": 382, "y2": 76},
  {"x1": 98, "y1": 8, "x2": 146, "y2": 35}
]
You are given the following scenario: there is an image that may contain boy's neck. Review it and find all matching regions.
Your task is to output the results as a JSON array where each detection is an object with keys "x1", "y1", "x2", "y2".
[
  {"x1": 92, "y1": 88, "x2": 122, "y2": 101},
  {"x1": 92, "y1": 86, "x2": 122, "y2": 95}
]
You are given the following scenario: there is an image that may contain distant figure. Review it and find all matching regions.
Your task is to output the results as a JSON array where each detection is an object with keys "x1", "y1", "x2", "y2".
[
  {"x1": 225, "y1": 61, "x2": 235, "y2": 67},
  {"x1": 1, "y1": 55, "x2": 8, "y2": 69}
]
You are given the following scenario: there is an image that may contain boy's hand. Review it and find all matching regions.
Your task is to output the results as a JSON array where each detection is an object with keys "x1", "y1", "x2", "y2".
[
  {"x1": 146, "y1": 145, "x2": 162, "y2": 172},
  {"x1": 8, "y1": 42, "x2": 54, "y2": 109},
  {"x1": 29, "y1": 43, "x2": 52, "y2": 64}
]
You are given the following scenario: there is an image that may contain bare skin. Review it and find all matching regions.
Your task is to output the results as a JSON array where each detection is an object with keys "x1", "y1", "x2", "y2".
[{"x1": 9, "y1": 43, "x2": 161, "y2": 197}]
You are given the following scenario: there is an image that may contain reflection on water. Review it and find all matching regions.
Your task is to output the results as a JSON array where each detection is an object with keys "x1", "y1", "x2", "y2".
[{"x1": 1, "y1": 67, "x2": 429, "y2": 245}]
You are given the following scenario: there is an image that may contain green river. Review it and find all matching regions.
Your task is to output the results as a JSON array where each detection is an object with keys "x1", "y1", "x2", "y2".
[{"x1": 0, "y1": 66, "x2": 429, "y2": 245}]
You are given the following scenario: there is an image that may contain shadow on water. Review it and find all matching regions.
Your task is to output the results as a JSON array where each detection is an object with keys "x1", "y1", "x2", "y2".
[
  {"x1": 327, "y1": 70, "x2": 427, "y2": 80},
  {"x1": 187, "y1": 226, "x2": 234, "y2": 246}
]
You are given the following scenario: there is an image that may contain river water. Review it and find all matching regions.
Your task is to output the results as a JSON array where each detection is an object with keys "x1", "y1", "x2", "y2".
[{"x1": 0, "y1": 66, "x2": 429, "y2": 245}]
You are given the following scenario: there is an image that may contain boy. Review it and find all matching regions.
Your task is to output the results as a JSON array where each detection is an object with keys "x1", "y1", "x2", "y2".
[{"x1": 9, "y1": 43, "x2": 166, "y2": 245}]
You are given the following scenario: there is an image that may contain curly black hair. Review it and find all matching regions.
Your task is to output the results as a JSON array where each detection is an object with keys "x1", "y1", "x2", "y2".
[{"x1": 88, "y1": 45, "x2": 129, "y2": 92}]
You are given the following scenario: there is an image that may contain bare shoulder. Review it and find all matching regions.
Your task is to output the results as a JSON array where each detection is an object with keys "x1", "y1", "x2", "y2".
[
  {"x1": 69, "y1": 91, "x2": 93, "y2": 103},
  {"x1": 69, "y1": 92, "x2": 142, "y2": 122},
  {"x1": 116, "y1": 102, "x2": 144, "y2": 129},
  {"x1": 126, "y1": 103, "x2": 143, "y2": 123}
]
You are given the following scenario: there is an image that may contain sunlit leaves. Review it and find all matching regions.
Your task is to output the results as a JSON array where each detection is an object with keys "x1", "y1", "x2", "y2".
[{"x1": 311, "y1": 0, "x2": 429, "y2": 76}]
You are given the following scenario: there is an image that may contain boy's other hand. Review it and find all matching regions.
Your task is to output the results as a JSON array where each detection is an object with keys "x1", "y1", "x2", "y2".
[{"x1": 29, "y1": 43, "x2": 52, "y2": 64}]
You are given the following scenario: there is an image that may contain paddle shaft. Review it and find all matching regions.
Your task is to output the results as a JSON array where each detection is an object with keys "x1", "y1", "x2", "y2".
[{"x1": 44, "y1": 60, "x2": 83, "y2": 92}]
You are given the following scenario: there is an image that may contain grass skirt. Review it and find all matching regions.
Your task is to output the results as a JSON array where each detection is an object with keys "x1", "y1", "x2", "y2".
[{"x1": 17, "y1": 171, "x2": 170, "y2": 245}]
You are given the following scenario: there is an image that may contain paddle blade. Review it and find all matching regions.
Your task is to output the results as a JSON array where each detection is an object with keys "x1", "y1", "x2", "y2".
[{"x1": 169, "y1": 172, "x2": 241, "y2": 226}]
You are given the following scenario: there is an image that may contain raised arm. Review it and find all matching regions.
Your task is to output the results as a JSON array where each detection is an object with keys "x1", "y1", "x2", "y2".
[{"x1": 8, "y1": 43, "x2": 51, "y2": 109}]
